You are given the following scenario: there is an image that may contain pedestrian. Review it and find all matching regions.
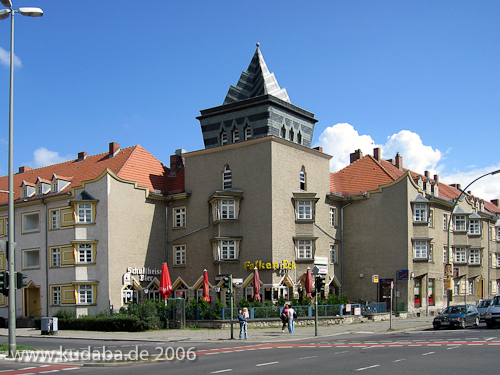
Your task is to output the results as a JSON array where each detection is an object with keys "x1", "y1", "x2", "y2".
[
  {"x1": 237, "y1": 308, "x2": 248, "y2": 340},
  {"x1": 287, "y1": 305, "x2": 296, "y2": 334},
  {"x1": 281, "y1": 304, "x2": 289, "y2": 333},
  {"x1": 243, "y1": 307, "x2": 249, "y2": 319}
]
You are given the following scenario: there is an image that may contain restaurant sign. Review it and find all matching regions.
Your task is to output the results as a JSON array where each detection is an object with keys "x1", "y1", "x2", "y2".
[{"x1": 244, "y1": 260, "x2": 296, "y2": 270}]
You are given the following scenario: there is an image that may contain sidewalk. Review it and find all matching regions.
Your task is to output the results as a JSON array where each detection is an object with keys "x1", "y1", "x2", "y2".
[{"x1": 1, "y1": 315, "x2": 434, "y2": 343}]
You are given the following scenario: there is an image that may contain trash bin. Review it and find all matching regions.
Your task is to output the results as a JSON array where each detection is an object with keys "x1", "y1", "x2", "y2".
[{"x1": 41, "y1": 317, "x2": 58, "y2": 335}]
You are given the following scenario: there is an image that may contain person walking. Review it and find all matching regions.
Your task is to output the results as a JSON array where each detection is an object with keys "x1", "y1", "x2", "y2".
[
  {"x1": 237, "y1": 309, "x2": 248, "y2": 340},
  {"x1": 287, "y1": 305, "x2": 296, "y2": 334},
  {"x1": 281, "y1": 304, "x2": 289, "y2": 333}
]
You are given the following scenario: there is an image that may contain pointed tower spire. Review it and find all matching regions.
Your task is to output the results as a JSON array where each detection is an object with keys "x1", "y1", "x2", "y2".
[{"x1": 223, "y1": 43, "x2": 290, "y2": 105}]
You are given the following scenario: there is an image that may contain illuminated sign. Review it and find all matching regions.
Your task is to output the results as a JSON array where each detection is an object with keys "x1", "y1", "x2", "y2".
[{"x1": 244, "y1": 260, "x2": 296, "y2": 270}]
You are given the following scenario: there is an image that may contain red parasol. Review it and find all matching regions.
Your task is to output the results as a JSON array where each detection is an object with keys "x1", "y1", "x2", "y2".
[
  {"x1": 305, "y1": 267, "x2": 314, "y2": 298},
  {"x1": 159, "y1": 262, "x2": 173, "y2": 300},
  {"x1": 202, "y1": 269, "x2": 211, "y2": 302},
  {"x1": 253, "y1": 267, "x2": 261, "y2": 301}
]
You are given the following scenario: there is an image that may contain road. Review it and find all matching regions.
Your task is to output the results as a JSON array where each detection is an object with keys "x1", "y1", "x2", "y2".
[{"x1": 1, "y1": 325, "x2": 499, "y2": 374}]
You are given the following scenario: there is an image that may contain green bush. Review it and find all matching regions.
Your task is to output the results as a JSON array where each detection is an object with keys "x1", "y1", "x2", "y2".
[{"x1": 238, "y1": 297, "x2": 251, "y2": 308}]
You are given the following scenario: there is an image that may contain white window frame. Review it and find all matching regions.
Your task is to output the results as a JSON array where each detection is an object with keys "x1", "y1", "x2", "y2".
[
  {"x1": 78, "y1": 243, "x2": 93, "y2": 263},
  {"x1": 296, "y1": 200, "x2": 313, "y2": 220},
  {"x1": 51, "y1": 209, "x2": 61, "y2": 230},
  {"x1": 232, "y1": 127, "x2": 239, "y2": 143},
  {"x1": 413, "y1": 241, "x2": 428, "y2": 259},
  {"x1": 428, "y1": 243, "x2": 434, "y2": 262},
  {"x1": 413, "y1": 204, "x2": 428, "y2": 222},
  {"x1": 299, "y1": 169, "x2": 306, "y2": 190},
  {"x1": 173, "y1": 207, "x2": 186, "y2": 228},
  {"x1": 174, "y1": 244, "x2": 186, "y2": 266},
  {"x1": 468, "y1": 279, "x2": 474, "y2": 295},
  {"x1": 77, "y1": 203, "x2": 93, "y2": 223},
  {"x1": 221, "y1": 130, "x2": 228, "y2": 145},
  {"x1": 469, "y1": 219, "x2": 481, "y2": 235},
  {"x1": 244, "y1": 125, "x2": 251, "y2": 140},
  {"x1": 329, "y1": 206, "x2": 336, "y2": 227},
  {"x1": 330, "y1": 243, "x2": 337, "y2": 263},
  {"x1": 429, "y1": 209, "x2": 434, "y2": 228},
  {"x1": 221, "y1": 240, "x2": 237, "y2": 260},
  {"x1": 443, "y1": 214, "x2": 448, "y2": 231},
  {"x1": 454, "y1": 215, "x2": 467, "y2": 232},
  {"x1": 496, "y1": 227, "x2": 500, "y2": 241},
  {"x1": 222, "y1": 166, "x2": 232, "y2": 190},
  {"x1": 221, "y1": 200, "x2": 236, "y2": 220},
  {"x1": 297, "y1": 240, "x2": 313, "y2": 259},
  {"x1": 52, "y1": 286, "x2": 61, "y2": 306},
  {"x1": 469, "y1": 249, "x2": 481, "y2": 265},
  {"x1": 23, "y1": 249, "x2": 40, "y2": 269},
  {"x1": 496, "y1": 253, "x2": 500, "y2": 268},
  {"x1": 79, "y1": 284, "x2": 94, "y2": 304},
  {"x1": 22, "y1": 212, "x2": 40, "y2": 233},
  {"x1": 454, "y1": 247, "x2": 467, "y2": 264},
  {"x1": 51, "y1": 247, "x2": 61, "y2": 267}
]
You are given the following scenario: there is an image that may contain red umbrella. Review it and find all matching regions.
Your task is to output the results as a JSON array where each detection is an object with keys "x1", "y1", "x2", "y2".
[
  {"x1": 253, "y1": 267, "x2": 261, "y2": 301},
  {"x1": 202, "y1": 269, "x2": 211, "y2": 302},
  {"x1": 305, "y1": 267, "x2": 314, "y2": 298},
  {"x1": 159, "y1": 262, "x2": 173, "y2": 301}
]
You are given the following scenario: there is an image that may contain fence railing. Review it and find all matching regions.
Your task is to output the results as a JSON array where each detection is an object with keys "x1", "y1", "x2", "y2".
[{"x1": 185, "y1": 303, "x2": 387, "y2": 321}]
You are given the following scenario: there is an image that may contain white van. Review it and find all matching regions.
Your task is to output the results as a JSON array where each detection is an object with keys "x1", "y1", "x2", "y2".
[{"x1": 485, "y1": 294, "x2": 500, "y2": 329}]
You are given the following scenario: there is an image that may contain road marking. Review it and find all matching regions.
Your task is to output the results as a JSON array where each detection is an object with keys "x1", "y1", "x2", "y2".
[
  {"x1": 356, "y1": 364, "x2": 380, "y2": 371},
  {"x1": 211, "y1": 370, "x2": 232, "y2": 374},
  {"x1": 422, "y1": 352, "x2": 435, "y2": 356},
  {"x1": 299, "y1": 356, "x2": 318, "y2": 360},
  {"x1": 256, "y1": 361, "x2": 279, "y2": 367},
  {"x1": 393, "y1": 359, "x2": 406, "y2": 363}
]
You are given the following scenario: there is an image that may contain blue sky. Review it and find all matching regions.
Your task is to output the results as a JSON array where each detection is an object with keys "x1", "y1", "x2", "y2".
[{"x1": 0, "y1": 1, "x2": 499, "y2": 200}]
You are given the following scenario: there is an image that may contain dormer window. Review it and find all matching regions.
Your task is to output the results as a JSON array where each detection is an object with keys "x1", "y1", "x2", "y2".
[
  {"x1": 232, "y1": 128, "x2": 239, "y2": 143},
  {"x1": 221, "y1": 130, "x2": 228, "y2": 145},
  {"x1": 244, "y1": 125, "x2": 252, "y2": 140},
  {"x1": 289, "y1": 129, "x2": 294, "y2": 142},
  {"x1": 52, "y1": 182, "x2": 58, "y2": 193},
  {"x1": 37, "y1": 185, "x2": 43, "y2": 195},
  {"x1": 281, "y1": 125, "x2": 286, "y2": 138},
  {"x1": 51, "y1": 175, "x2": 71, "y2": 194},
  {"x1": 21, "y1": 181, "x2": 35, "y2": 199},
  {"x1": 297, "y1": 132, "x2": 302, "y2": 145}
]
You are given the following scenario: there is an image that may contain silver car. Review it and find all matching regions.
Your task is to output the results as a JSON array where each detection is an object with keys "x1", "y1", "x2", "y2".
[{"x1": 477, "y1": 299, "x2": 491, "y2": 321}]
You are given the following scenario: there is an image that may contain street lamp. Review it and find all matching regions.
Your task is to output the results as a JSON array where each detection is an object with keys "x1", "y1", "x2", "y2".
[
  {"x1": 0, "y1": 0, "x2": 43, "y2": 357},
  {"x1": 445, "y1": 169, "x2": 500, "y2": 307}
]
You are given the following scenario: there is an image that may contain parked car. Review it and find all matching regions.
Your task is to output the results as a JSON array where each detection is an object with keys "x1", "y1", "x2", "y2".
[
  {"x1": 485, "y1": 294, "x2": 500, "y2": 329},
  {"x1": 433, "y1": 304, "x2": 479, "y2": 329},
  {"x1": 477, "y1": 299, "x2": 492, "y2": 321}
]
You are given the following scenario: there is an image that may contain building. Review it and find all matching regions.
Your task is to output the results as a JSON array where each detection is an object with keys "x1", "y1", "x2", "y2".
[{"x1": 330, "y1": 148, "x2": 500, "y2": 314}]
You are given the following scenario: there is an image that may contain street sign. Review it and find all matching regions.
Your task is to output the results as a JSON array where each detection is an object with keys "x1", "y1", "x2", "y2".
[
  {"x1": 232, "y1": 278, "x2": 243, "y2": 284},
  {"x1": 312, "y1": 266, "x2": 320, "y2": 275},
  {"x1": 372, "y1": 275, "x2": 379, "y2": 283}
]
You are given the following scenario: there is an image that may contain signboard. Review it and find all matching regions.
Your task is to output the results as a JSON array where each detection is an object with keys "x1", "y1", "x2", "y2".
[
  {"x1": 372, "y1": 275, "x2": 379, "y2": 283},
  {"x1": 314, "y1": 256, "x2": 328, "y2": 265},
  {"x1": 445, "y1": 277, "x2": 453, "y2": 291},
  {"x1": 123, "y1": 273, "x2": 131, "y2": 285},
  {"x1": 232, "y1": 278, "x2": 243, "y2": 284},
  {"x1": 398, "y1": 270, "x2": 409, "y2": 280}
]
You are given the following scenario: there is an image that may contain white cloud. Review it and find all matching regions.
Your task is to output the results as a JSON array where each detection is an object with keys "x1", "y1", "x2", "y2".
[
  {"x1": 29, "y1": 147, "x2": 73, "y2": 168},
  {"x1": 315, "y1": 123, "x2": 500, "y2": 202},
  {"x1": 0, "y1": 47, "x2": 22, "y2": 68}
]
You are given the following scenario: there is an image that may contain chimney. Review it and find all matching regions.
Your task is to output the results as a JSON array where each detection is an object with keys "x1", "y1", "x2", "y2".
[
  {"x1": 434, "y1": 174, "x2": 439, "y2": 183},
  {"x1": 18, "y1": 166, "x2": 32, "y2": 173},
  {"x1": 109, "y1": 142, "x2": 120, "y2": 157},
  {"x1": 491, "y1": 199, "x2": 499, "y2": 207},
  {"x1": 313, "y1": 146, "x2": 323, "y2": 152},
  {"x1": 395, "y1": 152, "x2": 403, "y2": 169},
  {"x1": 424, "y1": 171, "x2": 430, "y2": 178},
  {"x1": 350, "y1": 149, "x2": 363, "y2": 164},
  {"x1": 373, "y1": 147, "x2": 381, "y2": 161},
  {"x1": 77, "y1": 152, "x2": 87, "y2": 161},
  {"x1": 450, "y1": 183, "x2": 461, "y2": 190},
  {"x1": 169, "y1": 149, "x2": 186, "y2": 176}
]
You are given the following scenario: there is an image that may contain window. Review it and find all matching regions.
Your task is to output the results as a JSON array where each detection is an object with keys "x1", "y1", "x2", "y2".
[
  {"x1": 37, "y1": 185, "x2": 43, "y2": 196},
  {"x1": 221, "y1": 200, "x2": 235, "y2": 219},
  {"x1": 443, "y1": 246, "x2": 448, "y2": 263},
  {"x1": 281, "y1": 125, "x2": 286, "y2": 138},
  {"x1": 221, "y1": 130, "x2": 228, "y2": 145},
  {"x1": 22, "y1": 212, "x2": 40, "y2": 233},
  {"x1": 297, "y1": 132, "x2": 302, "y2": 145},
  {"x1": 454, "y1": 215, "x2": 466, "y2": 231},
  {"x1": 78, "y1": 243, "x2": 93, "y2": 263},
  {"x1": 297, "y1": 240, "x2": 313, "y2": 259},
  {"x1": 496, "y1": 254, "x2": 500, "y2": 268},
  {"x1": 51, "y1": 209, "x2": 61, "y2": 230},
  {"x1": 52, "y1": 182, "x2": 58, "y2": 193},
  {"x1": 297, "y1": 200, "x2": 313, "y2": 220},
  {"x1": 453, "y1": 279, "x2": 461, "y2": 296},
  {"x1": 79, "y1": 285, "x2": 94, "y2": 304},
  {"x1": 210, "y1": 193, "x2": 241, "y2": 222},
  {"x1": 299, "y1": 168, "x2": 306, "y2": 190},
  {"x1": 330, "y1": 243, "x2": 337, "y2": 263},
  {"x1": 122, "y1": 285, "x2": 138, "y2": 305},
  {"x1": 174, "y1": 245, "x2": 186, "y2": 266},
  {"x1": 222, "y1": 165, "x2": 232, "y2": 190},
  {"x1": 468, "y1": 279, "x2": 474, "y2": 295},
  {"x1": 454, "y1": 247, "x2": 467, "y2": 263},
  {"x1": 329, "y1": 206, "x2": 336, "y2": 226},
  {"x1": 414, "y1": 241, "x2": 428, "y2": 259},
  {"x1": 428, "y1": 279, "x2": 435, "y2": 306},
  {"x1": 77, "y1": 203, "x2": 93, "y2": 223},
  {"x1": 443, "y1": 214, "x2": 448, "y2": 231},
  {"x1": 51, "y1": 248, "x2": 61, "y2": 267},
  {"x1": 52, "y1": 286, "x2": 61, "y2": 306},
  {"x1": 429, "y1": 209, "x2": 434, "y2": 228},
  {"x1": 414, "y1": 278, "x2": 422, "y2": 307},
  {"x1": 428, "y1": 243, "x2": 434, "y2": 262},
  {"x1": 469, "y1": 219, "x2": 481, "y2": 235},
  {"x1": 173, "y1": 207, "x2": 186, "y2": 228},
  {"x1": 469, "y1": 249, "x2": 481, "y2": 265},
  {"x1": 244, "y1": 125, "x2": 252, "y2": 140},
  {"x1": 496, "y1": 227, "x2": 500, "y2": 241},
  {"x1": 289, "y1": 129, "x2": 294, "y2": 142},
  {"x1": 232, "y1": 128, "x2": 239, "y2": 143},
  {"x1": 23, "y1": 249, "x2": 40, "y2": 269},
  {"x1": 413, "y1": 204, "x2": 427, "y2": 222},
  {"x1": 221, "y1": 240, "x2": 237, "y2": 260}
]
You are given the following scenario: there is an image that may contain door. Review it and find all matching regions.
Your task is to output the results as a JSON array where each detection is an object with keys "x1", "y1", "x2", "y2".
[
  {"x1": 380, "y1": 279, "x2": 393, "y2": 311},
  {"x1": 24, "y1": 285, "x2": 41, "y2": 317}
]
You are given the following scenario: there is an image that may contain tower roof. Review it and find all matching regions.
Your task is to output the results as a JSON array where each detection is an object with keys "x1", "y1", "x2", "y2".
[{"x1": 223, "y1": 43, "x2": 290, "y2": 105}]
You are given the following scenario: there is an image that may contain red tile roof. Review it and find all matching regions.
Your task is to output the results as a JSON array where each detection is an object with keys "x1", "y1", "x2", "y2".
[{"x1": 0, "y1": 144, "x2": 184, "y2": 205}]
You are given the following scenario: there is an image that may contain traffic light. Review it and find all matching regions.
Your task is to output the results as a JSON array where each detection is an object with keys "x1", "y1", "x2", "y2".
[
  {"x1": 15, "y1": 272, "x2": 28, "y2": 289},
  {"x1": 316, "y1": 275, "x2": 325, "y2": 293},
  {"x1": 222, "y1": 275, "x2": 232, "y2": 290},
  {"x1": 226, "y1": 290, "x2": 233, "y2": 305},
  {"x1": 0, "y1": 270, "x2": 9, "y2": 296}
]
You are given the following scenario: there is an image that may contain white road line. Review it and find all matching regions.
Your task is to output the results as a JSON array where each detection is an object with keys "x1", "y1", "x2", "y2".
[
  {"x1": 256, "y1": 361, "x2": 279, "y2": 367},
  {"x1": 393, "y1": 359, "x2": 406, "y2": 363},
  {"x1": 299, "y1": 356, "x2": 318, "y2": 360},
  {"x1": 422, "y1": 352, "x2": 435, "y2": 356},
  {"x1": 356, "y1": 364, "x2": 380, "y2": 371},
  {"x1": 335, "y1": 351, "x2": 349, "y2": 354},
  {"x1": 211, "y1": 369, "x2": 232, "y2": 374}
]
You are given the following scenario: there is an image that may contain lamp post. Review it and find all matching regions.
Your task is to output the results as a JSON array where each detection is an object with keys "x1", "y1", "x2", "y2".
[
  {"x1": 0, "y1": 0, "x2": 43, "y2": 357},
  {"x1": 445, "y1": 169, "x2": 500, "y2": 307}
]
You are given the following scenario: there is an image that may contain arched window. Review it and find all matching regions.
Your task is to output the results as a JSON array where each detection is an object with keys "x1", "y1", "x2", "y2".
[
  {"x1": 281, "y1": 125, "x2": 286, "y2": 138},
  {"x1": 289, "y1": 129, "x2": 294, "y2": 142},
  {"x1": 297, "y1": 132, "x2": 302, "y2": 145},
  {"x1": 223, "y1": 165, "x2": 232, "y2": 190},
  {"x1": 300, "y1": 167, "x2": 306, "y2": 190},
  {"x1": 221, "y1": 130, "x2": 228, "y2": 145},
  {"x1": 244, "y1": 125, "x2": 252, "y2": 140},
  {"x1": 232, "y1": 127, "x2": 240, "y2": 143}
]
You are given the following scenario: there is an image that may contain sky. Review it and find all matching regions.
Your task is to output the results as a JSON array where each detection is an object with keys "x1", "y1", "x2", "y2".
[{"x1": 0, "y1": 1, "x2": 499, "y2": 201}]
